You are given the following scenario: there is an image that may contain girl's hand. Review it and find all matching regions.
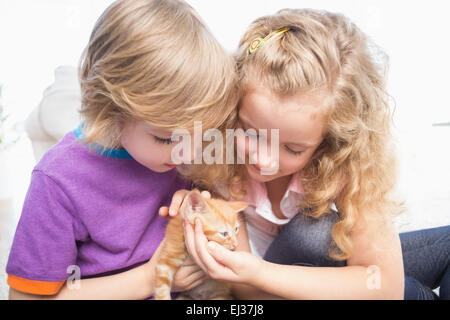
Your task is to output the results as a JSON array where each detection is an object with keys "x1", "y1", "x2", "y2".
[
  {"x1": 171, "y1": 257, "x2": 208, "y2": 292},
  {"x1": 159, "y1": 189, "x2": 211, "y2": 218},
  {"x1": 183, "y1": 217, "x2": 264, "y2": 284}
]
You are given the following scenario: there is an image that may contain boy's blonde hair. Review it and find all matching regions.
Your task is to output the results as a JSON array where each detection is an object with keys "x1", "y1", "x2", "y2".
[
  {"x1": 79, "y1": 0, "x2": 239, "y2": 149},
  {"x1": 234, "y1": 9, "x2": 404, "y2": 260}
]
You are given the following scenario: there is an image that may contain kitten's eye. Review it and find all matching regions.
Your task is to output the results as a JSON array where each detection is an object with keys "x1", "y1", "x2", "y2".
[
  {"x1": 219, "y1": 231, "x2": 229, "y2": 238},
  {"x1": 235, "y1": 226, "x2": 239, "y2": 233}
]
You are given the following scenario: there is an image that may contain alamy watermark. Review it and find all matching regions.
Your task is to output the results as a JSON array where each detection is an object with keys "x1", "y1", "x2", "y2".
[
  {"x1": 67, "y1": 265, "x2": 81, "y2": 290},
  {"x1": 64, "y1": 263, "x2": 382, "y2": 293},
  {"x1": 366, "y1": 265, "x2": 381, "y2": 290},
  {"x1": 170, "y1": 121, "x2": 280, "y2": 175}
]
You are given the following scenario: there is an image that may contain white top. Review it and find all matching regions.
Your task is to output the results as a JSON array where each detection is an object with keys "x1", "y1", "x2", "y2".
[{"x1": 245, "y1": 189, "x2": 303, "y2": 257}]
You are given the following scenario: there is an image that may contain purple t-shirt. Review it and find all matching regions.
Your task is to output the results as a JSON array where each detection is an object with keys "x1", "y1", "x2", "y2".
[{"x1": 6, "y1": 127, "x2": 190, "y2": 296}]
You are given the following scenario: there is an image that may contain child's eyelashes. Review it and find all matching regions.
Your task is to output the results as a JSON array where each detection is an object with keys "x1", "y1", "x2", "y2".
[
  {"x1": 153, "y1": 135, "x2": 174, "y2": 145},
  {"x1": 284, "y1": 145, "x2": 303, "y2": 156},
  {"x1": 239, "y1": 121, "x2": 304, "y2": 156},
  {"x1": 240, "y1": 126, "x2": 303, "y2": 156}
]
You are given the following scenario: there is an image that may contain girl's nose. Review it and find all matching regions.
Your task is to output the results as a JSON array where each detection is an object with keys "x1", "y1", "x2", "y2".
[
  {"x1": 251, "y1": 151, "x2": 278, "y2": 170},
  {"x1": 250, "y1": 152, "x2": 269, "y2": 167},
  {"x1": 257, "y1": 151, "x2": 271, "y2": 167}
]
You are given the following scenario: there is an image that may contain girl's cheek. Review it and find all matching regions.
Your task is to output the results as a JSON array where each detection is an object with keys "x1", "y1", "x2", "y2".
[
  {"x1": 235, "y1": 131, "x2": 251, "y2": 162},
  {"x1": 177, "y1": 132, "x2": 199, "y2": 163},
  {"x1": 145, "y1": 142, "x2": 172, "y2": 165},
  {"x1": 279, "y1": 154, "x2": 307, "y2": 174}
]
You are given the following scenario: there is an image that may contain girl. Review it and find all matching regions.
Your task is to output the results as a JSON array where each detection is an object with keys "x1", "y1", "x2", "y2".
[
  {"x1": 162, "y1": 9, "x2": 449, "y2": 299},
  {"x1": 6, "y1": 0, "x2": 239, "y2": 299}
]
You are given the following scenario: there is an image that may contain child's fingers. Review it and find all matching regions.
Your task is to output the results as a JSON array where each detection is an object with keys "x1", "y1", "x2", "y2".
[
  {"x1": 185, "y1": 269, "x2": 207, "y2": 284},
  {"x1": 174, "y1": 263, "x2": 205, "y2": 285},
  {"x1": 167, "y1": 189, "x2": 209, "y2": 217},
  {"x1": 193, "y1": 219, "x2": 228, "y2": 276},
  {"x1": 169, "y1": 189, "x2": 189, "y2": 217},
  {"x1": 206, "y1": 242, "x2": 239, "y2": 272},
  {"x1": 158, "y1": 206, "x2": 169, "y2": 218},
  {"x1": 200, "y1": 190, "x2": 211, "y2": 199},
  {"x1": 173, "y1": 268, "x2": 206, "y2": 292},
  {"x1": 192, "y1": 220, "x2": 240, "y2": 282},
  {"x1": 185, "y1": 276, "x2": 208, "y2": 291},
  {"x1": 179, "y1": 260, "x2": 204, "y2": 276},
  {"x1": 182, "y1": 256, "x2": 197, "y2": 266},
  {"x1": 182, "y1": 257, "x2": 205, "y2": 275},
  {"x1": 179, "y1": 264, "x2": 200, "y2": 274}
]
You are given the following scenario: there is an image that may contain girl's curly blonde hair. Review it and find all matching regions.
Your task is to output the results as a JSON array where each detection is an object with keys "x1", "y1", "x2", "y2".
[{"x1": 231, "y1": 9, "x2": 404, "y2": 260}]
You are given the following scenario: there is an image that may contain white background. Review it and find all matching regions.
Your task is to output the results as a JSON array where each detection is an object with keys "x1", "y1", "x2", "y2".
[{"x1": 0, "y1": 0, "x2": 449, "y2": 298}]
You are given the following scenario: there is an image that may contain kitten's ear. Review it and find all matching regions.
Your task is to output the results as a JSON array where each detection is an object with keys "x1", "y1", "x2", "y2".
[
  {"x1": 228, "y1": 201, "x2": 248, "y2": 213},
  {"x1": 186, "y1": 191, "x2": 209, "y2": 214}
]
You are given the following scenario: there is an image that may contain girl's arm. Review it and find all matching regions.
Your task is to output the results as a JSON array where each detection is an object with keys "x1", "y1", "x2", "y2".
[
  {"x1": 251, "y1": 264, "x2": 393, "y2": 300},
  {"x1": 185, "y1": 211, "x2": 404, "y2": 300},
  {"x1": 249, "y1": 213, "x2": 404, "y2": 299}
]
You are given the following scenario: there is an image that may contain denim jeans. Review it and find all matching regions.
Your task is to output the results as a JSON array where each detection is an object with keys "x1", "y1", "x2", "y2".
[{"x1": 263, "y1": 211, "x2": 450, "y2": 300}]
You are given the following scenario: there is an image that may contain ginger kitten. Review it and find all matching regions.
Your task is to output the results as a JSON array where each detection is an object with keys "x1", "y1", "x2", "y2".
[{"x1": 154, "y1": 189, "x2": 247, "y2": 300}]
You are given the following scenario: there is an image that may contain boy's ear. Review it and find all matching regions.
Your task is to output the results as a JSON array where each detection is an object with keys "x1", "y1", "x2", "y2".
[
  {"x1": 228, "y1": 201, "x2": 248, "y2": 213},
  {"x1": 186, "y1": 191, "x2": 209, "y2": 215}
]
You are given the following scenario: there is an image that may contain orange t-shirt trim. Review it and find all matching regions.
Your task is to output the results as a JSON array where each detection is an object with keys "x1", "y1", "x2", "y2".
[{"x1": 7, "y1": 274, "x2": 65, "y2": 295}]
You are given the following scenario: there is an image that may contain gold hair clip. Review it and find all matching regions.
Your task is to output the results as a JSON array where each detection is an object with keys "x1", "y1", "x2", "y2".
[{"x1": 249, "y1": 28, "x2": 290, "y2": 54}]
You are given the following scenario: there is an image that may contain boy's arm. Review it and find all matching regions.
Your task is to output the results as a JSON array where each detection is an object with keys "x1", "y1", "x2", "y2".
[
  {"x1": 9, "y1": 243, "x2": 162, "y2": 300},
  {"x1": 9, "y1": 262, "x2": 153, "y2": 300}
]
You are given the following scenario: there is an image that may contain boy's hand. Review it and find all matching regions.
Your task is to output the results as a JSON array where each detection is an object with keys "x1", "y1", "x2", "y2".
[
  {"x1": 159, "y1": 189, "x2": 211, "y2": 218},
  {"x1": 172, "y1": 257, "x2": 208, "y2": 292},
  {"x1": 145, "y1": 242, "x2": 207, "y2": 294}
]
